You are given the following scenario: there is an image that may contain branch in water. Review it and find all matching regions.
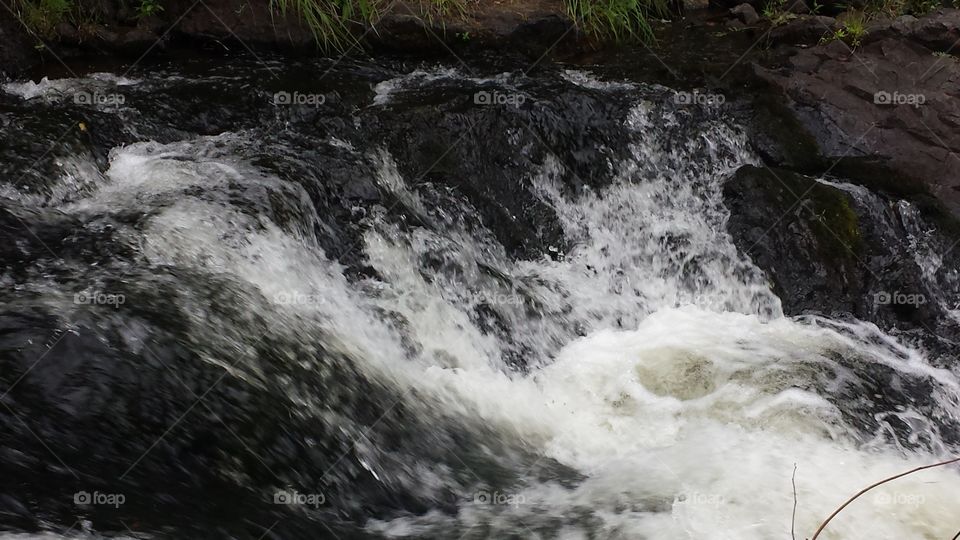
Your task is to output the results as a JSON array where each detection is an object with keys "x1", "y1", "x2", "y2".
[
  {"x1": 810, "y1": 456, "x2": 960, "y2": 540},
  {"x1": 791, "y1": 463, "x2": 798, "y2": 540}
]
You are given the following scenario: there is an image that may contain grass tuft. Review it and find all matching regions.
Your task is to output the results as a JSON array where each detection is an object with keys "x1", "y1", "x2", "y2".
[
  {"x1": 270, "y1": 0, "x2": 379, "y2": 52},
  {"x1": 565, "y1": 0, "x2": 670, "y2": 44},
  {"x1": 14, "y1": 0, "x2": 73, "y2": 36}
]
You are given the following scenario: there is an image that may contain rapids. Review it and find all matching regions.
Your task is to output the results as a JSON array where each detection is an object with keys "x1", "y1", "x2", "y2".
[{"x1": 1, "y1": 57, "x2": 958, "y2": 539}]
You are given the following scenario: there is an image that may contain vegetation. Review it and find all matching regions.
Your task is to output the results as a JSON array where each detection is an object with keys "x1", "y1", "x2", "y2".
[
  {"x1": 269, "y1": 0, "x2": 371, "y2": 51},
  {"x1": 270, "y1": 0, "x2": 470, "y2": 51},
  {"x1": 137, "y1": 0, "x2": 164, "y2": 18},
  {"x1": 761, "y1": 0, "x2": 798, "y2": 27},
  {"x1": 11, "y1": 0, "x2": 672, "y2": 49},
  {"x1": 821, "y1": 9, "x2": 868, "y2": 46},
  {"x1": 867, "y1": 0, "x2": 940, "y2": 17},
  {"x1": 565, "y1": 0, "x2": 670, "y2": 43},
  {"x1": 764, "y1": 0, "x2": 943, "y2": 44},
  {"x1": 15, "y1": 0, "x2": 73, "y2": 36}
]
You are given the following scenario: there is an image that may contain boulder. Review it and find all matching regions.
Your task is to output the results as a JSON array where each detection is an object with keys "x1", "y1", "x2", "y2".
[
  {"x1": 724, "y1": 164, "x2": 960, "y2": 350},
  {"x1": 757, "y1": 9, "x2": 960, "y2": 218},
  {"x1": 731, "y1": 3, "x2": 761, "y2": 25}
]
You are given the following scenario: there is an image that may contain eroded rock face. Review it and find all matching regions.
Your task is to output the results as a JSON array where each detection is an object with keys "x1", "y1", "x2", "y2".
[
  {"x1": 724, "y1": 164, "x2": 960, "y2": 359},
  {"x1": 757, "y1": 9, "x2": 960, "y2": 217}
]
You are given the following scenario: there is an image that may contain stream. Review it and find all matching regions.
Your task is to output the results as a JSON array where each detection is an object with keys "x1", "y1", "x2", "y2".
[{"x1": 1, "y1": 51, "x2": 959, "y2": 539}]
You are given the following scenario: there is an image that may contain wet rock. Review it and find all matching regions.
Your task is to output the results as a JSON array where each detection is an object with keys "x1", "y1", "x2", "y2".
[
  {"x1": 731, "y1": 3, "x2": 761, "y2": 24},
  {"x1": 724, "y1": 164, "x2": 960, "y2": 346},
  {"x1": 725, "y1": 165, "x2": 864, "y2": 316},
  {"x1": 757, "y1": 9, "x2": 960, "y2": 218}
]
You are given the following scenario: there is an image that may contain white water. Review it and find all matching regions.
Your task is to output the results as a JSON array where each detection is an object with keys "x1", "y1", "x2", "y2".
[
  {"x1": 34, "y1": 90, "x2": 960, "y2": 540},
  {"x1": 2, "y1": 73, "x2": 139, "y2": 101}
]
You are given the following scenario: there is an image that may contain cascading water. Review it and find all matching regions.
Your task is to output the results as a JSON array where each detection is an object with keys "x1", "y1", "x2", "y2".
[{"x1": 1, "y1": 59, "x2": 959, "y2": 539}]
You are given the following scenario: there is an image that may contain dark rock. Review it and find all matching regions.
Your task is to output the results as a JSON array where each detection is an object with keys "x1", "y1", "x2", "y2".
[
  {"x1": 120, "y1": 26, "x2": 160, "y2": 49},
  {"x1": 683, "y1": 0, "x2": 712, "y2": 11},
  {"x1": 816, "y1": 0, "x2": 866, "y2": 15},
  {"x1": 93, "y1": 24, "x2": 121, "y2": 44},
  {"x1": 54, "y1": 22, "x2": 80, "y2": 43},
  {"x1": 757, "y1": 9, "x2": 960, "y2": 217},
  {"x1": 724, "y1": 164, "x2": 960, "y2": 346},
  {"x1": 784, "y1": 0, "x2": 812, "y2": 14},
  {"x1": 742, "y1": 90, "x2": 826, "y2": 171},
  {"x1": 725, "y1": 165, "x2": 865, "y2": 317},
  {"x1": 769, "y1": 15, "x2": 838, "y2": 45},
  {"x1": 731, "y1": 3, "x2": 761, "y2": 25},
  {"x1": 711, "y1": 0, "x2": 763, "y2": 9},
  {"x1": 0, "y1": 16, "x2": 37, "y2": 78},
  {"x1": 371, "y1": 0, "x2": 575, "y2": 55},
  {"x1": 726, "y1": 18, "x2": 749, "y2": 29},
  {"x1": 174, "y1": 0, "x2": 315, "y2": 47},
  {"x1": 138, "y1": 15, "x2": 167, "y2": 33}
]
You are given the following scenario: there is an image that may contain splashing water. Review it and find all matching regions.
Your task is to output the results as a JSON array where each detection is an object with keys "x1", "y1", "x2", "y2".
[{"x1": 2, "y1": 67, "x2": 960, "y2": 540}]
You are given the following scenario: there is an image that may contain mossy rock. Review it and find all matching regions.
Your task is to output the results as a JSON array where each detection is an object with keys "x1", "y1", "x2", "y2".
[{"x1": 724, "y1": 164, "x2": 865, "y2": 314}]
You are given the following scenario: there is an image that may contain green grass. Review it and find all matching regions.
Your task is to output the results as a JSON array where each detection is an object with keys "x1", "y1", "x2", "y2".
[
  {"x1": 13, "y1": 0, "x2": 666, "y2": 50},
  {"x1": 761, "y1": 0, "x2": 798, "y2": 27},
  {"x1": 817, "y1": 10, "x2": 867, "y2": 47},
  {"x1": 137, "y1": 0, "x2": 164, "y2": 18},
  {"x1": 866, "y1": 0, "x2": 939, "y2": 17},
  {"x1": 270, "y1": 0, "x2": 468, "y2": 51},
  {"x1": 565, "y1": 0, "x2": 671, "y2": 44},
  {"x1": 14, "y1": 0, "x2": 73, "y2": 36},
  {"x1": 270, "y1": 0, "x2": 377, "y2": 51}
]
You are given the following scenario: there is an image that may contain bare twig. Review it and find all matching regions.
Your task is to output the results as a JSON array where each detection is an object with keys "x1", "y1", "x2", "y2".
[
  {"x1": 810, "y1": 456, "x2": 960, "y2": 540},
  {"x1": 951, "y1": 529, "x2": 960, "y2": 540},
  {"x1": 791, "y1": 463, "x2": 798, "y2": 540}
]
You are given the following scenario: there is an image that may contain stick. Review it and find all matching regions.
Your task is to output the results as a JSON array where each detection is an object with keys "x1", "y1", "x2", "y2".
[
  {"x1": 810, "y1": 456, "x2": 960, "y2": 540},
  {"x1": 791, "y1": 463, "x2": 798, "y2": 540}
]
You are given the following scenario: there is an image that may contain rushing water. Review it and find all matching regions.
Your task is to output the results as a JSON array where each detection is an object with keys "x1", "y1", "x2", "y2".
[{"x1": 1, "y1": 56, "x2": 959, "y2": 539}]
